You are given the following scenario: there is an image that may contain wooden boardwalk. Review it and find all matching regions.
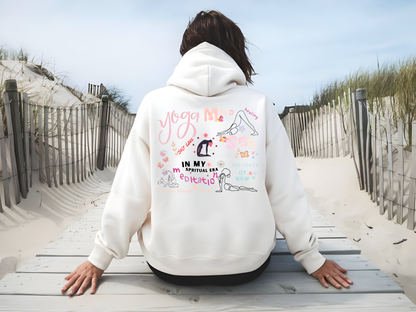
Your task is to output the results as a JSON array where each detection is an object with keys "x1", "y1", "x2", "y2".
[{"x1": 1, "y1": 195, "x2": 416, "y2": 311}]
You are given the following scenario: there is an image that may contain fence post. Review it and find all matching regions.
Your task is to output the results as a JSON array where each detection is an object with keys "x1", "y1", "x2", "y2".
[
  {"x1": 97, "y1": 95, "x2": 109, "y2": 170},
  {"x1": 355, "y1": 88, "x2": 369, "y2": 191},
  {"x1": 4, "y1": 80, "x2": 28, "y2": 199}
]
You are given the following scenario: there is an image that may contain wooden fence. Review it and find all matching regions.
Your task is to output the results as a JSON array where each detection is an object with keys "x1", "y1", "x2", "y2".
[
  {"x1": 0, "y1": 79, "x2": 135, "y2": 212},
  {"x1": 88, "y1": 83, "x2": 106, "y2": 96},
  {"x1": 281, "y1": 88, "x2": 416, "y2": 231}
]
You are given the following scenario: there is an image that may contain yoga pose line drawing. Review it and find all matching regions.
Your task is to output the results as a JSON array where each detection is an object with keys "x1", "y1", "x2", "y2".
[
  {"x1": 215, "y1": 168, "x2": 257, "y2": 192},
  {"x1": 217, "y1": 110, "x2": 258, "y2": 136},
  {"x1": 157, "y1": 171, "x2": 179, "y2": 188},
  {"x1": 197, "y1": 139, "x2": 213, "y2": 157}
]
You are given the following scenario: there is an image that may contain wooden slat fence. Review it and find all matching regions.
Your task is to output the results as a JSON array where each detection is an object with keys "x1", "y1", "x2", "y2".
[
  {"x1": 88, "y1": 83, "x2": 106, "y2": 96},
  {"x1": 281, "y1": 88, "x2": 416, "y2": 230},
  {"x1": 0, "y1": 80, "x2": 135, "y2": 210}
]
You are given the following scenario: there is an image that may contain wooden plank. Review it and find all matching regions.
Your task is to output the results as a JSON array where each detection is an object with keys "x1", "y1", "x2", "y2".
[
  {"x1": 50, "y1": 107, "x2": 58, "y2": 187},
  {"x1": 290, "y1": 112, "x2": 295, "y2": 154},
  {"x1": 300, "y1": 111, "x2": 306, "y2": 156},
  {"x1": 306, "y1": 110, "x2": 312, "y2": 156},
  {"x1": 365, "y1": 108, "x2": 371, "y2": 196},
  {"x1": 358, "y1": 99, "x2": 366, "y2": 191},
  {"x1": 339, "y1": 95, "x2": 346, "y2": 156},
  {"x1": 80, "y1": 105, "x2": 84, "y2": 181},
  {"x1": 86, "y1": 105, "x2": 92, "y2": 176},
  {"x1": 378, "y1": 117, "x2": 385, "y2": 214},
  {"x1": 57, "y1": 108, "x2": 63, "y2": 185},
  {"x1": 333, "y1": 99, "x2": 339, "y2": 157},
  {"x1": 312, "y1": 109, "x2": 318, "y2": 158},
  {"x1": 0, "y1": 105, "x2": 11, "y2": 208},
  {"x1": 348, "y1": 89, "x2": 354, "y2": 159},
  {"x1": 8, "y1": 91, "x2": 28, "y2": 198},
  {"x1": 397, "y1": 120, "x2": 404, "y2": 224},
  {"x1": 95, "y1": 103, "x2": 100, "y2": 170},
  {"x1": 17, "y1": 254, "x2": 378, "y2": 275},
  {"x1": 38, "y1": 104, "x2": 44, "y2": 184},
  {"x1": 84, "y1": 104, "x2": 88, "y2": 176},
  {"x1": 387, "y1": 122, "x2": 393, "y2": 220},
  {"x1": 3, "y1": 92, "x2": 21, "y2": 204},
  {"x1": 293, "y1": 111, "x2": 299, "y2": 156},
  {"x1": 0, "y1": 294, "x2": 414, "y2": 312},
  {"x1": 304, "y1": 111, "x2": 310, "y2": 157},
  {"x1": 372, "y1": 113, "x2": 377, "y2": 203},
  {"x1": 29, "y1": 103, "x2": 35, "y2": 188},
  {"x1": 316, "y1": 108, "x2": 320, "y2": 158},
  {"x1": 305, "y1": 110, "x2": 311, "y2": 157},
  {"x1": 112, "y1": 106, "x2": 116, "y2": 166},
  {"x1": 321, "y1": 106, "x2": 325, "y2": 158},
  {"x1": 76, "y1": 107, "x2": 80, "y2": 183},
  {"x1": 90, "y1": 104, "x2": 96, "y2": 171},
  {"x1": 23, "y1": 93, "x2": 30, "y2": 193},
  {"x1": 70, "y1": 108, "x2": 75, "y2": 184},
  {"x1": 64, "y1": 108, "x2": 69, "y2": 185},
  {"x1": 408, "y1": 121, "x2": 416, "y2": 230},
  {"x1": 328, "y1": 103, "x2": 333, "y2": 158},
  {"x1": 0, "y1": 270, "x2": 402, "y2": 296},
  {"x1": 122, "y1": 112, "x2": 127, "y2": 156},
  {"x1": 44, "y1": 106, "x2": 51, "y2": 187},
  {"x1": 37, "y1": 238, "x2": 360, "y2": 257},
  {"x1": 343, "y1": 92, "x2": 350, "y2": 156}
]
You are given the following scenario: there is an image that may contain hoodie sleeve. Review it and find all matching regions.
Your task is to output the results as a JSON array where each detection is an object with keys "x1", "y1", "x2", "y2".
[
  {"x1": 264, "y1": 103, "x2": 325, "y2": 274},
  {"x1": 88, "y1": 101, "x2": 151, "y2": 271}
]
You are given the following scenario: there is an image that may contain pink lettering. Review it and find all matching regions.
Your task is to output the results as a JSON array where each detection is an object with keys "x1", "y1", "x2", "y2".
[
  {"x1": 158, "y1": 111, "x2": 199, "y2": 144},
  {"x1": 226, "y1": 135, "x2": 237, "y2": 150}
]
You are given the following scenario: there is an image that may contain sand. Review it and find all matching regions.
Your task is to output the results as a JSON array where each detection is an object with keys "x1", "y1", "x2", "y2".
[
  {"x1": 0, "y1": 168, "x2": 115, "y2": 281},
  {"x1": 0, "y1": 60, "x2": 98, "y2": 106},
  {"x1": 296, "y1": 155, "x2": 416, "y2": 304}
]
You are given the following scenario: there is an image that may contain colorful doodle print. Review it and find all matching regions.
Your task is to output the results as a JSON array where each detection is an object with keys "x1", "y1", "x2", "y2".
[
  {"x1": 215, "y1": 168, "x2": 257, "y2": 192},
  {"x1": 157, "y1": 171, "x2": 179, "y2": 188},
  {"x1": 156, "y1": 106, "x2": 259, "y2": 192},
  {"x1": 217, "y1": 110, "x2": 258, "y2": 136}
]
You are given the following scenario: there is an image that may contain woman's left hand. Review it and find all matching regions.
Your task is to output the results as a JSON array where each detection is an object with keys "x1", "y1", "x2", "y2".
[
  {"x1": 61, "y1": 261, "x2": 104, "y2": 296},
  {"x1": 311, "y1": 259, "x2": 353, "y2": 289}
]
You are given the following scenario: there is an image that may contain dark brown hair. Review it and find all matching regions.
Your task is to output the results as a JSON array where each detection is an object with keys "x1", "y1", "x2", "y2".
[{"x1": 180, "y1": 10, "x2": 255, "y2": 84}]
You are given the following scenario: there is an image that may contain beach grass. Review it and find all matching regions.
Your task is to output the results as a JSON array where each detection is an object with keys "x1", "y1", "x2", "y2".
[{"x1": 309, "y1": 55, "x2": 416, "y2": 145}]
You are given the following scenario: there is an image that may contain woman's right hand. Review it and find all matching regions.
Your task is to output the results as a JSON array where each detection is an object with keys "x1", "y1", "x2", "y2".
[{"x1": 61, "y1": 261, "x2": 104, "y2": 296}]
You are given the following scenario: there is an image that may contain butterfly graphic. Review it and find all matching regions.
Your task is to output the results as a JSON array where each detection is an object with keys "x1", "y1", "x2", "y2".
[
  {"x1": 218, "y1": 116, "x2": 224, "y2": 122},
  {"x1": 158, "y1": 162, "x2": 164, "y2": 168},
  {"x1": 240, "y1": 151, "x2": 249, "y2": 158},
  {"x1": 162, "y1": 170, "x2": 168, "y2": 176},
  {"x1": 160, "y1": 151, "x2": 166, "y2": 157},
  {"x1": 163, "y1": 157, "x2": 169, "y2": 163}
]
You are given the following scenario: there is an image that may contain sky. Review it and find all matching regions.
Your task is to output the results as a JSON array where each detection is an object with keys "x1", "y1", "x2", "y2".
[{"x1": 1, "y1": 0, "x2": 416, "y2": 114}]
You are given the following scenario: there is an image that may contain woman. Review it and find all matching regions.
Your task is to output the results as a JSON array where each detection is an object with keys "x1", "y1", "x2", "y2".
[{"x1": 62, "y1": 10, "x2": 353, "y2": 296}]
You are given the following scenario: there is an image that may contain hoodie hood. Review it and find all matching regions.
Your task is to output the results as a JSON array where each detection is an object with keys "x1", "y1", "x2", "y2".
[{"x1": 167, "y1": 42, "x2": 246, "y2": 97}]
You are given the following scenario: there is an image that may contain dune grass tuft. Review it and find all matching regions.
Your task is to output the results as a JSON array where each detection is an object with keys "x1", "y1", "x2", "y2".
[{"x1": 309, "y1": 55, "x2": 416, "y2": 144}]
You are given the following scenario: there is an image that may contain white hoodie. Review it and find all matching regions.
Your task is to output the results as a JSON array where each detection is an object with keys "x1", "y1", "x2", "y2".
[{"x1": 88, "y1": 42, "x2": 325, "y2": 275}]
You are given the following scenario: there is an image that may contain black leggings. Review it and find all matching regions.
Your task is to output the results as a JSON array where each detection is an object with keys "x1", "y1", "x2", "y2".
[{"x1": 147, "y1": 255, "x2": 271, "y2": 286}]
